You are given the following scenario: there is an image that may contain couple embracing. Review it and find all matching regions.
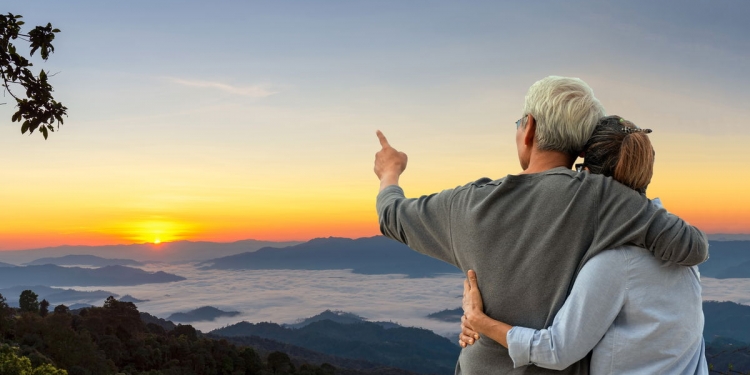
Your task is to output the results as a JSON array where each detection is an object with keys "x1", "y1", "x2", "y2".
[{"x1": 373, "y1": 76, "x2": 708, "y2": 374}]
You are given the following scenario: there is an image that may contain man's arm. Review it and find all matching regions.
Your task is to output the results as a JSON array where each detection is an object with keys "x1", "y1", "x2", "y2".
[
  {"x1": 593, "y1": 176, "x2": 708, "y2": 266},
  {"x1": 377, "y1": 185, "x2": 456, "y2": 265},
  {"x1": 374, "y1": 130, "x2": 457, "y2": 266}
]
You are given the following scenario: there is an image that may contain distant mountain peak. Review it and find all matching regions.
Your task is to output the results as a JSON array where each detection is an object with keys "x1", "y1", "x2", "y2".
[
  {"x1": 167, "y1": 306, "x2": 241, "y2": 323},
  {"x1": 284, "y1": 309, "x2": 402, "y2": 330},
  {"x1": 199, "y1": 235, "x2": 461, "y2": 277}
]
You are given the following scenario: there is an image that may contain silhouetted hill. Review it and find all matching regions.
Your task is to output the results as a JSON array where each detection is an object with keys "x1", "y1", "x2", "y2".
[
  {"x1": 0, "y1": 261, "x2": 15, "y2": 267},
  {"x1": 120, "y1": 294, "x2": 149, "y2": 303},
  {"x1": 140, "y1": 312, "x2": 177, "y2": 331},
  {"x1": 0, "y1": 239, "x2": 302, "y2": 263},
  {"x1": 286, "y1": 310, "x2": 368, "y2": 328},
  {"x1": 285, "y1": 310, "x2": 400, "y2": 329},
  {"x1": 211, "y1": 318, "x2": 459, "y2": 374},
  {"x1": 426, "y1": 308, "x2": 462, "y2": 323},
  {"x1": 700, "y1": 241, "x2": 750, "y2": 278},
  {"x1": 201, "y1": 236, "x2": 461, "y2": 277},
  {"x1": 704, "y1": 301, "x2": 750, "y2": 343},
  {"x1": 0, "y1": 285, "x2": 116, "y2": 307},
  {"x1": 167, "y1": 306, "x2": 241, "y2": 322},
  {"x1": 69, "y1": 303, "x2": 94, "y2": 310},
  {"x1": 0, "y1": 264, "x2": 185, "y2": 288},
  {"x1": 25, "y1": 254, "x2": 143, "y2": 267}
]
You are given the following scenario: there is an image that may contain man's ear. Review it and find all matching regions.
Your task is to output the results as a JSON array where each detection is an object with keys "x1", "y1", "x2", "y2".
[{"x1": 524, "y1": 114, "x2": 536, "y2": 147}]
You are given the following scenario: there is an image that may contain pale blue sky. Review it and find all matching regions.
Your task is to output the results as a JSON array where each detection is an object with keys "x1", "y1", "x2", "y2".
[{"x1": 1, "y1": 1, "x2": 749, "y2": 249}]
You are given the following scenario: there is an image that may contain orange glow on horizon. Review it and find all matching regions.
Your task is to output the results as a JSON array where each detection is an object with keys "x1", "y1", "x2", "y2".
[
  {"x1": 0, "y1": 203, "x2": 747, "y2": 252},
  {"x1": 0, "y1": 132, "x2": 748, "y2": 251}
]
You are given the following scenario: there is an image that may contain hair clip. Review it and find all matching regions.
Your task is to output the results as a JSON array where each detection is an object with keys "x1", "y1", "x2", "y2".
[{"x1": 621, "y1": 127, "x2": 652, "y2": 134}]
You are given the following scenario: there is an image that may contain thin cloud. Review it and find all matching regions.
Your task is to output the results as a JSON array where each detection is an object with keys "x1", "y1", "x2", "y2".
[{"x1": 166, "y1": 78, "x2": 277, "y2": 97}]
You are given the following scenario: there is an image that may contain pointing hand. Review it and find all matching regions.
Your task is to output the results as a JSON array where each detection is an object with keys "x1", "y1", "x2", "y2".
[{"x1": 374, "y1": 130, "x2": 408, "y2": 189}]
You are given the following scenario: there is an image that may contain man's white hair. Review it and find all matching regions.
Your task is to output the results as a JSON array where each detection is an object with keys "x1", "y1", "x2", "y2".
[{"x1": 523, "y1": 76, "x2": 606, "y2": 155}]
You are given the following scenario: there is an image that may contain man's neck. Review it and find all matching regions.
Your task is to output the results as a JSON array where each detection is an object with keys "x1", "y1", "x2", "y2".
[{"x1": 521, "y1": 149, "x2": 576, "y2": 175}]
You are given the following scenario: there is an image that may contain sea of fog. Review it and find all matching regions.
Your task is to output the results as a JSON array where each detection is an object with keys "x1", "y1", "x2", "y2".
[
  {"x1": 68, "y1": 263, "x2": 750, "y2": 337},
  {"x1": 73, "y1": 263, "x2": 466, "y2": 336}
]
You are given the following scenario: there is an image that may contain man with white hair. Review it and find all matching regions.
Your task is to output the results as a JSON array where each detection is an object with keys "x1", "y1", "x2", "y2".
[{"x1": 373, "y1": 76, "x2": 708, "y2": 374}]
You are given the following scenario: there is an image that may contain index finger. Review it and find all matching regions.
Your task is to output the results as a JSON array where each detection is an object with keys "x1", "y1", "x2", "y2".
[
  {"x1": 468, "y1": 270, "x2": 478, "y2": 290},
  {"x1": 376, "y1": 130, "x2": 391, "y2": 148}
]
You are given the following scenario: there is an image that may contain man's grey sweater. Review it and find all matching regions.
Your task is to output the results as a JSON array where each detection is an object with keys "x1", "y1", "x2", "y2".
[{"x1": 376, "y1": 168, "x2": 708, "y2": 375}]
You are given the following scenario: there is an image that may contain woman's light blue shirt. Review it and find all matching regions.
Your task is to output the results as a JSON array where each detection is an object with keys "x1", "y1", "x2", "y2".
[{"x1": 506, "y1": 202, "x2": 708, "y2": 374}]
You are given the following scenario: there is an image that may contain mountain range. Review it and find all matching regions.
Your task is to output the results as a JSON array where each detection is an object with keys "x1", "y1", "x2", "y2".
[
  {"x1": 699, "y1": 241, "x2": 750, "y2": 278},
  {"x1": 704, "y1": 301, "x2": 750, "y2": 343},
  {"x1": 284, "y1": 310, "x2": 401, "y2": 330},
  {"x1": 0, "y1": 285, "x2": 117, "y2": 307},
  {"x1": 24, "y1": 254, "x2": 144, "y2": 267},
  {"x1": 210, "y1": 311, "x2": 460, "y2": 375},
  {"x1": 0, "y1": 264, "x2": 185, "y2": 288},
  {"x1": 200, "y1": 236, "x2": 461, "y2": 277},
  {"x1": 167, "y1": 306, "x2": 241, "y2": 322},
  {"x1": 0, "y1": 239, "x2": 302, "y2": 264}
]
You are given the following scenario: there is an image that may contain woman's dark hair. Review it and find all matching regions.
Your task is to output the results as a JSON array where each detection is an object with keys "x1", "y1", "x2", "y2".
[{"x1": 581, "y1": 115, "x2": 654, "y2": 193}]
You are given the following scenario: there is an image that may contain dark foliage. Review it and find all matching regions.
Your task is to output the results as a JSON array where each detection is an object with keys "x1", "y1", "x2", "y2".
[
  {"x1": 215, "y1": 335, "x2": 421, "y2": 375},
  {"x1": 706, "y1": 338, "x2": 750, "y2": 374},
  {"x1": 0, "y1": 13, "x2": 67, "y2": 139},
  {"x1": 53, "y1": 304, "x2": 68, "y2": 315},
  {"x1": 39, "y1": 299, "x2": 49, "y2": 317},
  {"x1": 0, "y1": 292, "x2": 338, "y2": 375},
  {"x1": 19, "y1": 289, "x2": 39, "y2": 313}
]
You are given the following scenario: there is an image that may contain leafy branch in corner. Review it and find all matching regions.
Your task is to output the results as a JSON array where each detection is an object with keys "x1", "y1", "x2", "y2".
[{"x1": 1, "y1": 12, "x2": 67, "y2": 139}]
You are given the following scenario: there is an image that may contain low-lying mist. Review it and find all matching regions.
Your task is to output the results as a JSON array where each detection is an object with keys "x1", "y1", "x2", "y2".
[
  {"x1": 73, "y1": 263, "x2": 466, "y2": 335},
  {"x1": 64, "y1": 263, "x2": 750, "y2": 337}
]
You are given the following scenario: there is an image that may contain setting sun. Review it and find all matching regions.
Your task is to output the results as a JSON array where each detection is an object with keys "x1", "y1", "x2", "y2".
[{"x1": 154, "y1": 238, "x2": 161, "y2": 244}]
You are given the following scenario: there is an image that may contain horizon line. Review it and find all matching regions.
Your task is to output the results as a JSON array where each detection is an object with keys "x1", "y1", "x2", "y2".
[
  {"x1": 2, "y1": 233, "x2": 750, "y2": 252},
  {"x1": 0, "y1": 235, "x2": 390, "y2": 252}
]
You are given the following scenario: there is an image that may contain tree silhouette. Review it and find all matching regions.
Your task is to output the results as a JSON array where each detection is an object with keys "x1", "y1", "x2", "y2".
[
  {"x1": 1, "y1": 13, "x2": 67, "y2": 139},
  {"x1": 268, "y1": 351, "x2": 294, "y2": 374},
  {"x1": 53, "y1": 304, "x2": 69, "y2": 315},
  {"x1": 39, "y1": 299, "x2": 50, "y2": 317},
  {"x1": 19, "y1": 289, "x2": 39, "y2": 313}
]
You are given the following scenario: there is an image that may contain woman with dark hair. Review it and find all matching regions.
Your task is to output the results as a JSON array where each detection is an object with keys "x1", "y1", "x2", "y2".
[{"x1": 459, "y1": 115, "x2": 707, "y2": 374}]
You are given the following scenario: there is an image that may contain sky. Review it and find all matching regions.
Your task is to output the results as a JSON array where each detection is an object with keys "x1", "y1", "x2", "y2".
[{"x1": 1, "y1": 0, "x2": 749, "y2": 250}]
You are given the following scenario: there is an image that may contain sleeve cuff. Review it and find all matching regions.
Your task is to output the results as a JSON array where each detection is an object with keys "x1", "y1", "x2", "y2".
[{"x1": 507, "y1": 326, "x2": 536, "y2": 368}]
